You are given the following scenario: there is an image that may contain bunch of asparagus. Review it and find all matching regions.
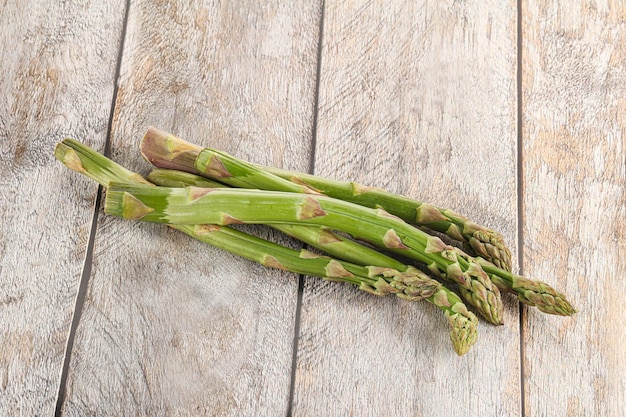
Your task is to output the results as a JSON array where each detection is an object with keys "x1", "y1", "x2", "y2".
[{"x1": 55, "y1": 127, "x2": 576, "y2": 355}]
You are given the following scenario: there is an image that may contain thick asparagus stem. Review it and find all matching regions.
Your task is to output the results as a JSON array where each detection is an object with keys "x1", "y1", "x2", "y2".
[
  {"x1": 55, "y1": 138, "x2": 479, "y2": 355},
  {"x1": 263, "y1": 168, "x2": 513, "y2": 272},
  {"x1": 105, "y1": 182, "x2": 505, "y2": 324},
  {"x1": 148, "y1": 169, "x2": 408, "y2": 270},
  {"x1": 140, "y1": 127, "x2": 512, "y2": 271},
  {"x1": 148, "y1": 169, "x2": 479, "y2": 353},
  {"x1": 55, "y1": 139, "x2": 152, "y2": 186},
  {"x1": 138, "y1": 129, "x2": 507, "y2": 323},
  {"x1": 151, "y1": 171, "x2": 579, "y2": 317},
  {"x1": 147, "y1": 168, "x2": 225, "y2": 188},
  {"x1": 178, "y1": 224, "x2": 479, "y2": 355},
  {"x1": 141, "y1": 128, "x2": 575, "y2": 317}
]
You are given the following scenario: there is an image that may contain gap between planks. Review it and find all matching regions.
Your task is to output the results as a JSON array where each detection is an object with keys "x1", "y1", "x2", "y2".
[
  {"x1": 50, "y1": 1, "x2": 527, "y2": 415},
  {"x1": 286, "y1": 1, "x2": 326, "y2": 415},
  {"x1": 516, "y1": 0, "x2": 527, "y2": 415},
  {"x1": 53, "y1": 0, "x2": 132, "y2": 415}
]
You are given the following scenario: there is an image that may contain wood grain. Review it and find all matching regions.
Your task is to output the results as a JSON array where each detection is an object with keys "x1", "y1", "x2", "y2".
[
  {"x1": 522, "y1": 1, "x2": 626, "y2": 416},
  {"x1": 292, "y1": 1, "x2": 520, "y2": 415},
  {"x1": 0, "y1": 1, "x2": 125, "y2": 415},
  {"x1": 60, "y1": 1, "x2": 322, "y2": 415},
  {"x1": 4, "y1": 0, "x2": 623, "y2": 414}
]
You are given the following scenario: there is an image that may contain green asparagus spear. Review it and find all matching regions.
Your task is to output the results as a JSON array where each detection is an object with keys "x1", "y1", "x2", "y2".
[
  {"x1": 139, "y1": 128, "x2": 506, "y2": 323},
  {"x1": 147, "y1": 168, "x2": 225, "y2": 188},
  {"x1": 55, "y1": 139, "x2": 152, "y2": 186},
  {"x1": 104, "y1": 182, "x2": 505, "y2": 324},
  {"x1": 55, "y1": 138, "x2": 479, "y2": 355},
  {"x1": 178, "y1": 224, "x2": 479, "y2": 355},
  {"x1": 140, "y1": 128, "x2": 575, "y2": 317},
  {"x1": 259, "y1": 168, "x2": 513, "y2": 272},
  {"x1": 140, "y1": 127, "x2": 512, "y2": 271},
  {"x1": 148, "y1": 169, "x2": 406, "y2": 270},
  {"x1": 148, "y1": 167, "x2": 479, "y2": 351}
]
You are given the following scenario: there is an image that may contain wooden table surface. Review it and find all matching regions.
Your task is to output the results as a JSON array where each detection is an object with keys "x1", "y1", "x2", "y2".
[{"x1": 2, "y1": 1, "x2": 625, "y2": 416}]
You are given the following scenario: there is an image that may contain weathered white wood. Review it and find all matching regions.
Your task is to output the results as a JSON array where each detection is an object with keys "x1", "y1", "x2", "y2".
[
  {"x1": 292, "y1": 1, "x2": 520, "y2": 415},
  {"x1": 522, "y1": 2, "x2": 626, "y2": 416},
  {"x1": 60, "y1": 1, "x2": 322, "y2": 415},
  {"x1": 0, "y1": 1, "x2": 125, "y2": 415},
  {"x1": 5, "y1": 0, "x2": 623, "y2": 414}
]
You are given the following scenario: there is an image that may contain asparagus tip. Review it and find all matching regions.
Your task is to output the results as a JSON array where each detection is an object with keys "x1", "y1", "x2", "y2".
[
  {"x1": 512, "y1": 275, "x2": 578, "y2": 316},
  {"x1": 446, "y1": 310, "x2": 479, "y2": 356}
]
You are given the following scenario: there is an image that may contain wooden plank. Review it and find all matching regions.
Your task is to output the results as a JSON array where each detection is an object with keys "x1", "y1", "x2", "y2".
[
  {"x1": 60, "y1": 1, "x2": 322, "y2": 415},
  {"x1": 292, "y1": 1, "x2": 520, "y2": 415},
  {"x1": 521, "y1": 2, "x2": 626, "y2": 416},
  {"x1": 0, "y1": 1, "x2": 125, "y2": 415}
]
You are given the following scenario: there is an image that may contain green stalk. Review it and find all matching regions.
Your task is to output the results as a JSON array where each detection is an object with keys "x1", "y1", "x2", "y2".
[
  {"x1": 138, "y1": 129, "x2": 507, "y2": 323},
  {"x1": 105, "y1": 182, "x2": 505, "y2": 324},
  {"x1": 148, "y1": 168, "x2": 480, "y2": 353},
  {"x1": 148, "y1": 169, "x2": 407, "y2": 270},
  {"x1": 151, "y1": 171, "x2": 575, "y2": 316},
  {"x1": 261, "y1": 167, "x2": 512, "y2": 271},
  {"x1": 55, "y1": 139, "x2": 152, "y2": 186},
  {"x1": 55, "y1": 138, "x2": 479, "y2": 355},
  {"x1": 140, "y1": 127, "x2": 512, "y2": 271},
  {"x1": 147, "y1": 168, "x2": 225, "y2": 188},
  {"x1": 177, "y1": 223, "x2": 479, "y2": 355},
  {"x1": 140, "y1": 128, "x2": 575, "y2": 317}
]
